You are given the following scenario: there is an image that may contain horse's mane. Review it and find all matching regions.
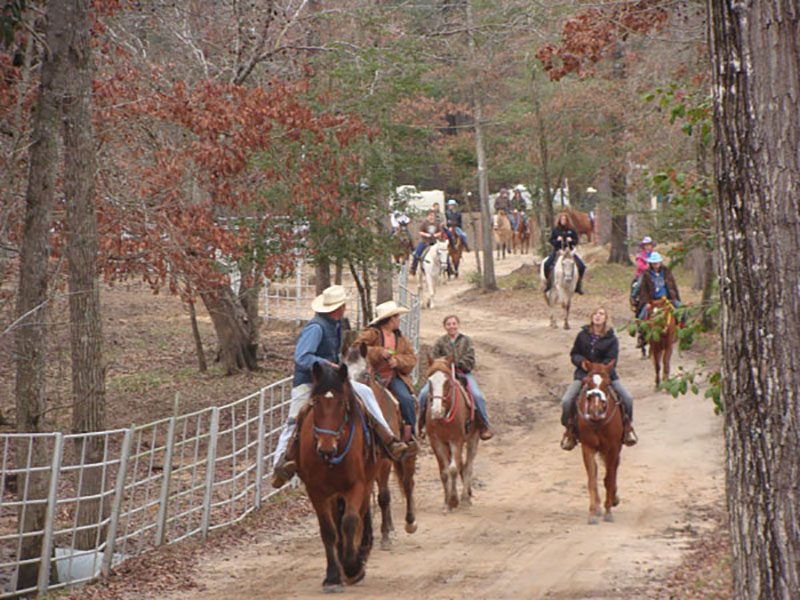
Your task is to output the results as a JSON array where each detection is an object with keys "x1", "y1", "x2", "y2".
[{"x1": 311, "y1": 363, "x2": 355, "y2": 408}]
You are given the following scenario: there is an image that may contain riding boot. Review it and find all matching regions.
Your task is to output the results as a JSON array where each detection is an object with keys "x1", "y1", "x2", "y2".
[
  {"x1": 401, "y1": 423, "x2": 419, "y2": 457},
  {"x1": 417, "y1": 410, "x2": 426, "y2": 440},
  {"x1": 544, "y1": 276, "x2": 552, "y2": 293},
  {"x1": 575, "y1": 275, "x2": 585, "y2": 295},
  {"x1": 463, "y1": 241, "x2": 471, "y2": 252},
  {"x1": 560, "y1": 422, "x2": 578, "y2": 451},
  {"x1": 623, "y1": 421, "x2": 639, "y2": 446},
  {"x1": 410, "y1": 257, "x2": 418, "y2": 276},
  {"x1": 376, "y1": 425, "x2": 410, "y2": 461},
  {"x1": 271, "y1": 417, "x2": 302, "y2": 488},
  {"x1": 479, "y1": 425, "x2": 494, "y2": 441}
]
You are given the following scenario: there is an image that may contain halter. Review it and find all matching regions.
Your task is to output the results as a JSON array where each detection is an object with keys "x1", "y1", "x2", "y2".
[
  {"x1": 577, "y1": 383, "x2": 619, "y2": 427},
  {"x1": 430, "y1": 366, "x2": 467, "y2": 424},
  {"x1": 313, "y1": 391, "x2": 370, "y2": 465}
]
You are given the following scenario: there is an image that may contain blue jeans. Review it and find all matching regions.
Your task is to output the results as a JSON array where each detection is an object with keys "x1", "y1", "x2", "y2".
[
  {"x1": 638, "y1": 298, "x2": 681, "y2": 320},
  {"x1": 418, "y1": 373, "x2": 490, "y2": 428},
  {"x1": 387, "y1": 377, "x2": 416, "y2": 434},
  {"x1": 544, "y1": 250, "x2": 586, "y2": 279}
]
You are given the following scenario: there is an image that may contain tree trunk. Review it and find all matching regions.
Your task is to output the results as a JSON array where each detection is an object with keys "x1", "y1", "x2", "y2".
[
  {"x1": 700, "y1": 248, "x2": 715, "y2": 330},
  {"x1": 710, "y1": 2, "x2": 800, "y2": 597},
  {"x1": 13, "y1": 0, "x2": 67, "y2": 588},
  {"x1": 532, "y1": 67, "x2": 555, "y2": 257},
  {"x1": 607, "y1": 44, "x2": 631, "y2": 266},
  {"x1": 200, "y1": 286, "x2": 257, "y2": 375},
  {"x1": 62, "y1": 0, "x2": 106, "y2": 551},
  {"x1": 465, "y1": 3, "x2": 496, "y2": 291},
  {"x1": 315, "y1": 256, "x2": 331, "y2": 295},
  {"x1": 188, "y1": 300, "x2": 207, "y2": 372}
]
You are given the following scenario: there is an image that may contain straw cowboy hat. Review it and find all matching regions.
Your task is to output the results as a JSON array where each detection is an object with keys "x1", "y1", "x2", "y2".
[
  {"x1": 368, "y1": 300, "x2": 409, "y2": 326},
  {"x1": 311, "y1": 285, "x2": 348, "y2": 313}
]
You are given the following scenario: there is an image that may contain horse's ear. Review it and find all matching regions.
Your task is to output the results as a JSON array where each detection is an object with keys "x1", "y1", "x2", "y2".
[
  {"x1": 312, "y1": 361, "x2": 324, "y2": 382},
  {"x1": 359, "y1": 341, "x2": 368, "y2": 358},
  {"x1": 427, "y1": 355, "x2": 433, "y2": 367},
  {"x1": 581, "y1": 359, "x2": 591, "y2": 372},
  {"x1": 605, "y1": 359, "x2": 616, "y2": 372},
  {"x1": 446, "y1": 354, "x2": 455, "y2": 365},
  {"x1": 338, "y1": 363, "x2": 349, "y2": 382}
]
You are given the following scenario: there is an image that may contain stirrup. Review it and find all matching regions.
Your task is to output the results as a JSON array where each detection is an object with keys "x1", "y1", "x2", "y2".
[
  {"x1": 387, "y1": 439, "x2": 409, "y2": 461},
  {"x1": 271, "y1": 458, "x2": 297, "y2": 489},
  {"x1": 479, "y1": 428, "x2": 493, "y2": 441},
  {"x1": 623, "y1": 427, "x2": 639, "y2": 447},
  {"x1": 560, "y1": 431, "x2": 577, "y2": 451}
]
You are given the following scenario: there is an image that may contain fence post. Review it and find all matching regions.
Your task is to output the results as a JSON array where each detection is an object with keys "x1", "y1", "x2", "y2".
[
  {"x1": 102, "y1": 428, "x2": 132, "y2": 577},
  {"x1": 295, "y1": 259, "x2": 303, "y2": 325},
  {"x1": 37, "y1": 433, "x2": 64, "y2": 595},
  {"x1": 201, "y1": 408, "x2": 220, "y2": 538},
  {"x1": 155, "y1": 401, "x2": 178, "y2": 546},
  {"x1": 255, "y1": 389, "x2": 266, "y2": 508}
]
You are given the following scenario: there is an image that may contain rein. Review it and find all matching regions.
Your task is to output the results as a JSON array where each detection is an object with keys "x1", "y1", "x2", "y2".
[
  {"x1": 577, "y1": 385, "x2": 619, "y2": 428},
  {"x1": 314, "y1": 393, "x2": 369, "y2": 465},
  {"x1": 431, "y1": 370, "x2": 459, "y2": 423}
]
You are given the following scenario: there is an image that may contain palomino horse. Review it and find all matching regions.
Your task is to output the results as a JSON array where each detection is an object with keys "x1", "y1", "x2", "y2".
[
  {"x1": 576, "y1": 359, "x2": 624, "y2": 524},
  {"x1": 446, "y1": 225, "x2": 464, "y2": 279},
  {"x1": 424, "y1": 356, "x2": 480, "y2": 510},
  {"x1": 566, "y1": 207, "x2": 594, "y2": 244},
  {"x1": 645, "y1": 298, "x2": 678, "y2": 388},
  {"x1": 391, "y1": 223, "x2": 414, "y2": 264},
  {"x1": 493, "y1": 211, "x2": 513, "y2": 259},
  {"x1": 540, "y1": 245, "x2": 578, "y2": 329},
  {"x1": 513, "y1": 216, "x2": 531, "y2": 254},
  {"x1": 295, "y1": 362, "x2": 379, "y2": 592},
  {"x1": 343, "y1": 343, "x2": 417, "y2": 550},
  {"x1": 418, "y1": 239, "x2": 449, "y2": 309}
]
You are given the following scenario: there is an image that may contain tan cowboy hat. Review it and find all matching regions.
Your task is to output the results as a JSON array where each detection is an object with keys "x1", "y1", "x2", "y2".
[
  {"x1": 311, "y1": 285, "x2": 348, "y2": 313},
  {"x1": 368, "y1": 300, "x2": 409, "y2": 326}
]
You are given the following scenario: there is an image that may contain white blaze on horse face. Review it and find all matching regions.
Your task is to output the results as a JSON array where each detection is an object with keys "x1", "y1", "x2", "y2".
[
  {"x1": 592, "y1": 374, "x2": 603, "y2": 387},
  {"x1": 428, "y1": 371, "x2": 447, "y2": 419}
]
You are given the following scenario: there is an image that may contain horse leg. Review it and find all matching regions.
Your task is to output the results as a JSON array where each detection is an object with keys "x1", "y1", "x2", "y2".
[
  {"x1": 603, "y1": 448, "x2": 621, "y2": 522},
  {"x1": 446, "y1": 441, "x2": 460, "y2": 510},
  {"x1": 652, "y1": 346, "x2": 662, "y2": 389},
  {"x1": 461, "y1": 436, "x2": 480, "y2": 506},
  {"x1": 549, "y1": 296, "x2": 557, "y2": 329},
  {"x1": 430, "y1": 437, "x2": 451, "y2": 509},
  {"x1": 395, "y1": 456, "x2": 417, "y2": 534},
  {"x1": 581, "y1": 445, "x2": 601, "y2": 524},
  {"x1": 376, "y1": 461, "x2": 393, "y2": 550},
  {"x1": 309, "y1": 495, "x2": 344, "y2": 592},
  {"x1": 663, "y1": 339, "x2": 673, "y2": 381},
  {"x1": 563, "y1": 299, "x2": 571, "y2": 330},
  {"x1": 340, "y1": 484, "x2": 369, "y2": 583}
]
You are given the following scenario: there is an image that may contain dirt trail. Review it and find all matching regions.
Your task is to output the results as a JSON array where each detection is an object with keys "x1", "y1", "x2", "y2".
[{"x1": 162, "y1": 251, "x2": 724, "y2": 600}]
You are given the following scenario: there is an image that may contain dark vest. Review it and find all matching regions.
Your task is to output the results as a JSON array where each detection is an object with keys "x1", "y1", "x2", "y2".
[{"x1": 292, "y1": 314, "x2": 342, "y2": 386}]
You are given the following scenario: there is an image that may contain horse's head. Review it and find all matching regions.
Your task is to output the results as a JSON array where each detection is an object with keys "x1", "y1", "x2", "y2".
[
  {"x1": 343, "y1": 342, "x2": 370, "y2": 385},
  {"x1": 310, "y1": 362, "x2": 353, "y2": 461},
  {"x1": 434, "y1": 239, "x2": 450, "y2": 268},
  {"x1": 580, "y1": 359, "x2": 616, "y2": 421},
  {"x1": 557, "y1": 247, "x2": 576, "y2": 282},
  {"x1": 426, "y1": 356, "x2": 454, "y2": 420}
]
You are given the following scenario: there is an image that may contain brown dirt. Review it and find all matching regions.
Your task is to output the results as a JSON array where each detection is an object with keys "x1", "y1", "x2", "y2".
[{"x1": 20, "y1": 250, "x2": 730, "y2": 599}]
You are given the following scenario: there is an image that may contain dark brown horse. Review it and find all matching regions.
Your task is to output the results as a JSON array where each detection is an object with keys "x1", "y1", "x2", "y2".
[
  {"x1": 513, "y1": 216, "x2": 531, "y2": 254},
  {"x1": 446, "y1": 225, "x2": 464, "y2": 279},
  {"x1": 576, "y1": 359, "x2": 624, "y2": 524},
  {"x1": 424, "y1": 356, "x2": 480, "y2": 510},
  {"x1": 565, "y1": 208, "x2": 594, "y2": 245},
  {"x1": 645, "y1": 298, "x2": 678, "y2": 389},
  {"x1": 391, "y1": 223, "x2": 414, "y2": 264},
  {"x1": 343, "y1": 343, "x2": 417, "y2": 550},
  {"x1": 295, "y1": 362, "x2": 380, "y2": 593}
]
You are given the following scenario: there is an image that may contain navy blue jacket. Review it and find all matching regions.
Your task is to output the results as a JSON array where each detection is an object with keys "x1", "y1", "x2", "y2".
[
  {"x1": 570, "y1": 325, "x2": 619, "y2": 381},
  {"x1": 292, "y1": 314, "x2": 342, "y2": 386}
]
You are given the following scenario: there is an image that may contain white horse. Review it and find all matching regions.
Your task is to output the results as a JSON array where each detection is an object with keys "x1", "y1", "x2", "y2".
[
  {"x1": 418, "y1": 239, "x2": 449, "y2": 309},
  {"x1": 540, "y1": 246, "x2": 578, "y2": 329}
]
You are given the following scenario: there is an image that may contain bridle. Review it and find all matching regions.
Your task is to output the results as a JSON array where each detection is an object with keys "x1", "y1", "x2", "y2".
[
  {"x1": 577, "y1": 381, "x2": 618, "y2": 427},
  {"x1": 429, "y1": 369, "x2": 459, "y2": 423},
  {"x1": 312, "y1": 389, "x2": 369, "y2": 465}
]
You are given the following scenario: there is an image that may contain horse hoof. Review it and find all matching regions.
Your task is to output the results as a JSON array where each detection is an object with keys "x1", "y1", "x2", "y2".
[
  {"x1": 613, "y1": 495, "x2": 620, "y2": 507},
  {"x1": 323, "y1": 584, "x2": 345, "y2": 594},
  {"x1": 381, "y1": 538, "x2": 392, "y2": 551},
  {"x1": 461, "y1": 495, "x2": 472, "y2": 507},
  {"x1": 405, "y1": 521, "x2": 417, "y2": 534},
  {"x1": 588, "y1": 516, "x2": 599, "y2": 525},
  {"x1": 604, "y1": 512, "x2": 614, "y2": 523}
]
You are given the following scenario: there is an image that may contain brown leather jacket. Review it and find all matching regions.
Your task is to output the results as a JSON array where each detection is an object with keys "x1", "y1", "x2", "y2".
[
  {"x1": 638, "y1": 265, "x2": 681, "y2": 307},
  {"x1": 355, "y1": 326, "x2": 417, "y2": 391}
]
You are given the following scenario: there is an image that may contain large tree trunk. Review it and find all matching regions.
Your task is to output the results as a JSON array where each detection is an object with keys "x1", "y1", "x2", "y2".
[
  {"x1": 200, "y1": 286, "x2": 258, "y2": 375},
  {"x1": 607, "y1": 44, "x2": 631, "y2": 266},
  {"x1": 63, "y1": 0, "x2": 106, "y2": 551},
  {"x1": 13, "y1": 0, "x2": 67, "y2": 589},
  {"x1": 709, "y1": 2, "x2": 800, "y2": 597},
  {"x1": 532, "y1": 66, "x2": 555, "y2": 257}
]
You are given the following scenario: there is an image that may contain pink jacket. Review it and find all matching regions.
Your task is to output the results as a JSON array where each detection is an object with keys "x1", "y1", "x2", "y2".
[{"x1": 635, "y1": 251, "x2": 650, "y2": 278}]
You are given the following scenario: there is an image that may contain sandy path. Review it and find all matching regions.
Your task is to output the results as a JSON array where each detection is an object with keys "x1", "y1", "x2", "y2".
[{"x1": 162, "y1": 251, "x2": 724, "y2": 600}]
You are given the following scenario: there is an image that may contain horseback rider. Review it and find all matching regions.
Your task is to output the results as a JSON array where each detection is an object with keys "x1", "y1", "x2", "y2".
[
  {"x1": 560, "y1": 307, "x2": 638, "y2": 450},
  {"x1": 637, "y1": 251, "x2": 682, "y2": 320},
  {"x1": 511, "y1": 188, "x2": 527, "y2": 212},
  {"x1": 631, "y1": 236, "x2": 655, "y2": 347},
  {"x1": 443, "y1": 199, "x2": 470, "y2": 251},
  {"x1": 543, "y1": 212, "x2": 586, "y2": 295},
  {"x1": 354, "y1": 301, "x2": 420, "y2": 455},
  {"x1": 410, "y1": 210, "x2": 445, "y2": 275},
  {"x1": 417, "y1": 314, "x2": 493, "y2": 441},
  {"x1": 390, "y1": 209, "x2": 411, "y2": 236},
  {"x1": 494, "y1": 188, "x2": 512, "y2": 214},
  {"x1": 271, "y1": 286, "x2": 409, "y2": 489}
]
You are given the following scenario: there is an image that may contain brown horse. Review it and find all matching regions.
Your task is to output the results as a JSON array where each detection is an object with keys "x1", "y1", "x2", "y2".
[
  {"x1": 565, "y1": 208, "x2": 594, "y2": 244},
  {"x1": 343, "y1": 343, "x2": 417, "y2": 550},
  {"x1": 424, "y1": 356, "x2": 480, "y2": 510},
  {"x1": 446, "y1": 225, "x2": 464, "y2": 279},
  {"x1": 645, "y1": 298, "x2": 678, "y2": 388},
  {"x1": 295, "y1": 362, "x2": 379, "y2": 592},
  {"x1": 493, "y1": 211, "x2": 513, "y2": 259},
  {"x1": 391, "y1": 223, "x2": 414, "y2": 264},
  {"x1": 513, "y1": 215, "x2": 531, "y2": 254},
  {"x1": 576, "y1": 359, "x2": 624, "y2": 524}
]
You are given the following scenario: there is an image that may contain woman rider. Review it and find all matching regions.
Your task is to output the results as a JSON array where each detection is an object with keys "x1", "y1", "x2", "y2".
[
  {"x1": 560, "y1": 307, "x2": 638, "y2": 450},
  {"x1": 355, "y1": 301, "x2": 420, "y2": 454},
  {"x1": 543, "y1": 212, "x2": 586, "y2": 295},
  {"x1": 418, "y1": 314, "x2": 493, "y2": 441}
]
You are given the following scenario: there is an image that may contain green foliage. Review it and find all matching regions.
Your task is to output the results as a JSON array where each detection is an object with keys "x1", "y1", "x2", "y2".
[
  {"x1": 658, "y1": 361, "x2": 723, "y2": 416},
  {"x1": 1, "y1": 0, "x2": 25, "y2": 48}
]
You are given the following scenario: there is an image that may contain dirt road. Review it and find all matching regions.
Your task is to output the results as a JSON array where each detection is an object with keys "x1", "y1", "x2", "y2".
[{"x1": 162, "y1": 251, "x2": 724, "y2": 600}]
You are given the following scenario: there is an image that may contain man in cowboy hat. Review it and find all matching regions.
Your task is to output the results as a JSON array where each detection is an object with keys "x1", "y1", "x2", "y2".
[
  {"x1": 355, "y1": 301, "x2": 420, "y2": 454},
  {"x1": 271, "y1": 285, "x2": 408, "y2": 489},
  {"x1": 443, "y1": 199, "x2": 470, "y2": 251}
]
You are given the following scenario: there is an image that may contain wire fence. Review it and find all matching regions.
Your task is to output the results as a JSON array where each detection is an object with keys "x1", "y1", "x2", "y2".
[{"x1": 1, "y1": 270, "x2": 420, "y2": 599}]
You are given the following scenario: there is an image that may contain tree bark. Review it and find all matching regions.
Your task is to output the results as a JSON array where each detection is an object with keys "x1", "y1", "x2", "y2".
[
  {"x1": 531, "y1": 67, "x2": 555, "y2": 257},
  {"x1": 188, "y1": 300, "x2": 207, "y2": 372},
  {"x1": 14, "y1": 0, "x2": 67, "y2": 588},
  {"x1": 314, "y1": 256, "x2": 331, "y2": 295},
  {"x1": 709, "y1": 1, "x2": 800, "y2": 597},
  {"x1": 607, "y1": 44, "x2": 631, "y2": 266},
  {"x1": 200, "y1": 286, "x2": 258, "y2": 375},
  {"x1": 62, "y1": 0, "x2": 107, "y2": 551}
]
